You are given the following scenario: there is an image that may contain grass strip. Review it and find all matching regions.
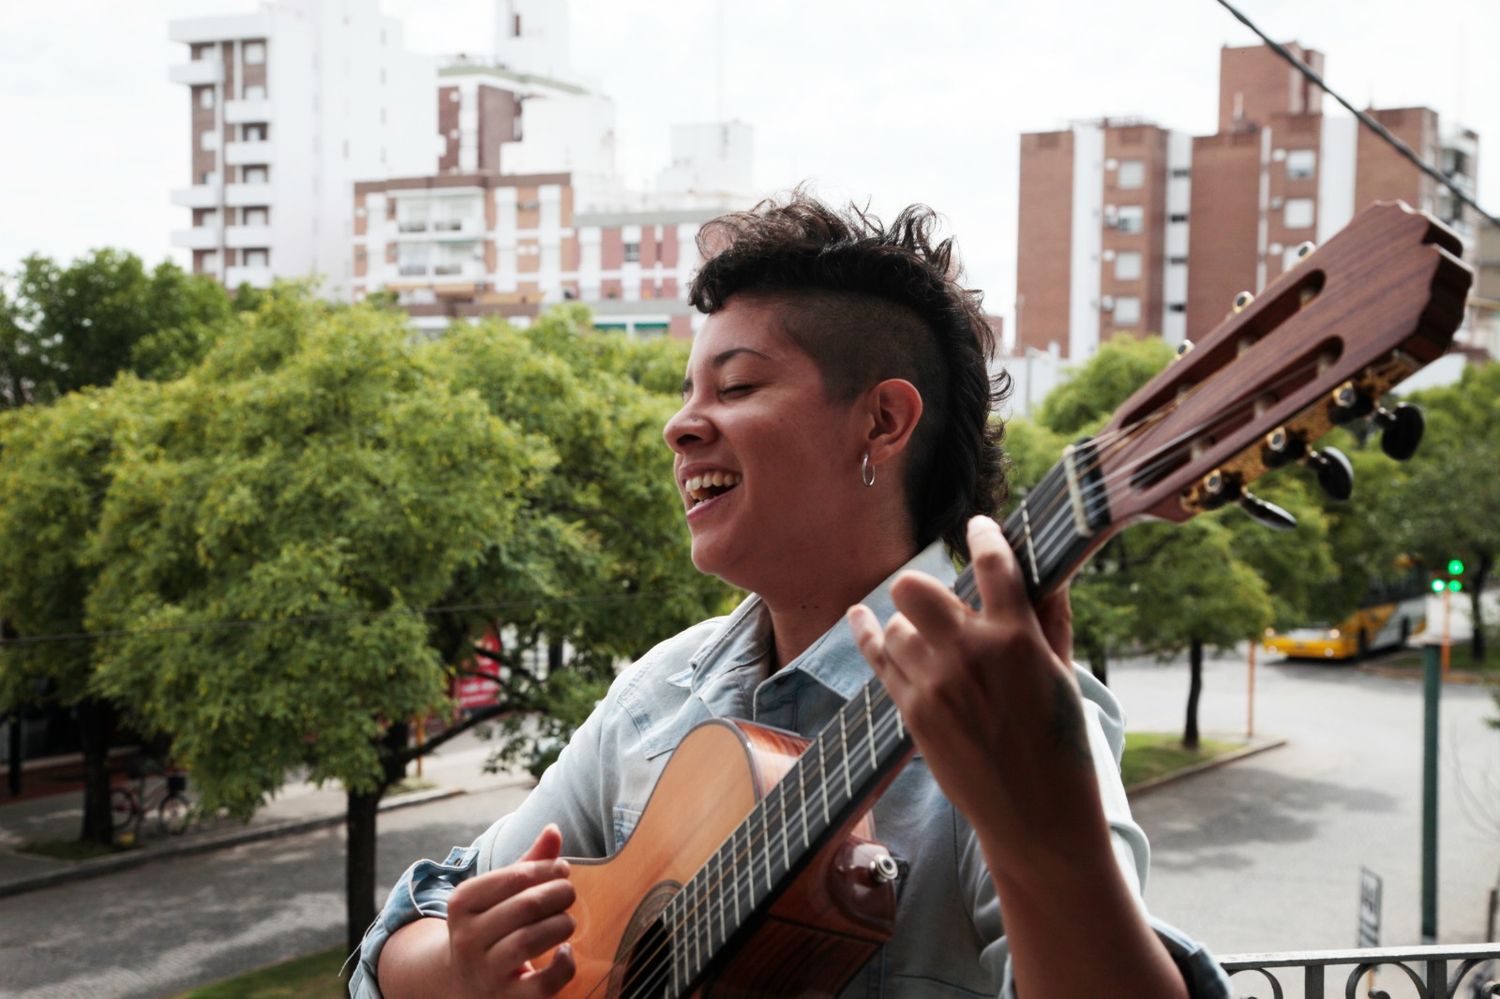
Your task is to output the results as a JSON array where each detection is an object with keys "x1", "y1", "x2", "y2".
[
  {"x1": 171, "y1": 946, "x2": 348, "y2": 998},
  {"x1": 1121, "y1": 731, "x2": 1240, "y2": 788}
]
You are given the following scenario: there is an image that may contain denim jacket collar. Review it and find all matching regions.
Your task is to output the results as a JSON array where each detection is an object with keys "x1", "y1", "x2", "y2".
[{"x1": 686, "y1": 540, "x2": 957, "y2": 703}]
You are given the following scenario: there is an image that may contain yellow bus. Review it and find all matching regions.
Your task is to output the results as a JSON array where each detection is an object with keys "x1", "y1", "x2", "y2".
[{"x1": 1263, "y1": 573, "x2": 1428, "y2": 661}]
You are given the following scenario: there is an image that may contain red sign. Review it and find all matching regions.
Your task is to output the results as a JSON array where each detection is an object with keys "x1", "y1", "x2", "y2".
[{"x1": 454, "y1": 627, "x2": 504, "y2": 710}]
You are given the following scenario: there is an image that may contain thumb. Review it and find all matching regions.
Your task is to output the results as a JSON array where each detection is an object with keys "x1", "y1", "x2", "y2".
[{"x1": 520, "y1": 823, "x2": 564, "y2": 863}]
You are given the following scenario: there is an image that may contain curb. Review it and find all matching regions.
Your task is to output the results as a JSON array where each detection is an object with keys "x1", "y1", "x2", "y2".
[
  {"x1": 1357, "y1": 664, "x2": 1494, "y2": 686},
  {"x1": 1125, "y1": 737, "x2": 1288, "y2": 798},
  {"x1": 0, "y1": 786, "x2": 465, "y2": 901}
]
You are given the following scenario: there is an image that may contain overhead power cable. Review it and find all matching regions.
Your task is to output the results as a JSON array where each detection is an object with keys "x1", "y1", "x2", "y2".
[{"x1": 1213, "y1": 0, "x2": 1499, "y2": 229}]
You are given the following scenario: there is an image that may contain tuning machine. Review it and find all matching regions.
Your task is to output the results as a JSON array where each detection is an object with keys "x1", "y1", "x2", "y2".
[
  {"x1": 1304, "y1": 446, "x2": 1354, "y2": 501},
  {"x1": 1239, "y1": 492, "x2": 1297, "y2": 531},
  {"x1": 1373, "y1": 402, "x2": 1424, "y2": 461},
  {"x1": 1328, "y1": 381, "x2": 1375, "y2": 424},
  {"x1": 1261, "y1": 427, "x2": 1306, "y2": 468}
]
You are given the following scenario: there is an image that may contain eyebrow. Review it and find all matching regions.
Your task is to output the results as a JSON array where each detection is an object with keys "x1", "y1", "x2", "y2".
[{"x1": 680, "y1": 346, "x2": 773, "y2": 396}]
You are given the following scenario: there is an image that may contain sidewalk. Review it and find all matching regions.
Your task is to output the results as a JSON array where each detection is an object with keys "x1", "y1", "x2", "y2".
[{"x1": 0, "y1": 733, "x2": 530, "y2": 900}]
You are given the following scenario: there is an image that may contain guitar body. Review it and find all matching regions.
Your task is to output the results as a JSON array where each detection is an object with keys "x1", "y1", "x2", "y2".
[{"x1": 550, "y1": 718, "x2": 898, "y2": 998}]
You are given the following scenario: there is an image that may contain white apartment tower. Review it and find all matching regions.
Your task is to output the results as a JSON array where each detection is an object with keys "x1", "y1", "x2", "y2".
[
  {"x1": 494, "y1": 0, "x2": 572, "y2": 81},
  {"x1": 168, "y1": 0, "x2": 436, "y2": 298}
]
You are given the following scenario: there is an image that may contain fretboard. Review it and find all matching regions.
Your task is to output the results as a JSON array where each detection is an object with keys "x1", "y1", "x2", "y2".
[{"x1": 658, "y1": 439, "x2": 1109, "y2": 993}]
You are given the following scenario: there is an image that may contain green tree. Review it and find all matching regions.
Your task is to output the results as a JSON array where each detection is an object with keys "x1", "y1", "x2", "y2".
[
  {"x1": 0, "y1": 250, "x2": 235, "y2": 407},
  {"x1": 1396, "y1": 363, "x2": 1500, "y2": 664},
  {"x1": 0, "y1": 387, "x2": 145, "y2": 842}
]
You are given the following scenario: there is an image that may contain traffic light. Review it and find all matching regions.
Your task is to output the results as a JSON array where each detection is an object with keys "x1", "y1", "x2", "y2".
[
  {"x1": 1447, "y1": 558, "x2": 1465, "y2": 576},
  {"x1": 1434, "y1": 558, "x2": 1466, "y2": 593},
  {"x1": 1431, "y1": 579, "x2": 1445, "y2": 594}
]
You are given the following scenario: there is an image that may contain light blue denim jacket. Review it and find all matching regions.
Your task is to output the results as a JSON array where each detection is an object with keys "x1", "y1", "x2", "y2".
[{"x1": 351, "y1": 543, "x2": 1230, "y2": 998}]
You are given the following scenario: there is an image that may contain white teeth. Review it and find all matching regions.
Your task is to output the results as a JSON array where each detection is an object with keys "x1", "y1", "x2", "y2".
[{"x1": 684, "y1": 471, "x2": 742, "y2": 502}]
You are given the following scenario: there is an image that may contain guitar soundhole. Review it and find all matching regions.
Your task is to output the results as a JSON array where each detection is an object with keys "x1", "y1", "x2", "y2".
[
  {"x1": 618, "y1": 918, "x2": 672, "y2": 999},
  {"x1": 610, "y1": 882, "x2": 677, "y2": 999}
]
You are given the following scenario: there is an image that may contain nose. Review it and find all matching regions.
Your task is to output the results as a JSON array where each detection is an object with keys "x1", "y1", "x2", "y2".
[{"x1": 663, "y1": 396, "x2": 714, "y2": 453}]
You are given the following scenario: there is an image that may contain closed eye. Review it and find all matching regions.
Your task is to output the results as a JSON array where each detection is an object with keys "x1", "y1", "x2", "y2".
[{"x1": 720, "y1": 383, "x2": 755, "y2": 397}]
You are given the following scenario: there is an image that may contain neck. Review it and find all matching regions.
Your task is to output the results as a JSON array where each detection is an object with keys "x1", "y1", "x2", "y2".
[{"x1": 761, "y1": 538, "x2": 919, "y2": 671}]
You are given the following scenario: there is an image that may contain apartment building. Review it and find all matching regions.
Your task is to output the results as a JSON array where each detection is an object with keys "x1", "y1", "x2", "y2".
[
  {"x1": 1015, "y1": 42, "x2": 1481, "y2": 364},
  {"x1": 353, "y1": 173, "x2": 717, "y2": 337},
  {"x1": 168, "y1": 0, "x2": 435, "y2": 298}
]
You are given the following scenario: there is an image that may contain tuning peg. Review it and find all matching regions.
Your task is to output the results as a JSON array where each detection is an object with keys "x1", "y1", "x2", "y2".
[
  {"x1": 1374, "y1": 403, "x2": 1424, "y2": 461},
  {"x1": 1305, "y1": 446, "x2": 1354, "y2": 501},
  {"x1": 1239, "y1": 491, "x2": 1298, "y2": 531},
  {"x1": 1293, "y1": 241, "x2": 1316, "y2": 262},
  {"x1": 1329, "y1": 381, "x2": 1375, "y2": 424},
  {"x1": 1261, "y1": 426, "x2": 1306, "y2": 469},
  {"x1": 1232, "y1": 291, "x2": 1254, "y2": 314}
]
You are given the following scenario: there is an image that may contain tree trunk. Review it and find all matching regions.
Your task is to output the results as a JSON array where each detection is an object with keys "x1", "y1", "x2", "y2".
[
  {"x1": 1470, "y1": 552, "x2": 1492, "y2": 665},
  {"x1": 75, "y1": 697, "x2": 117, "y2": 845},
  {"x1": 344, "y1": 721, "x2": 410, "y2": 956},
  {"x1": 1183, "y1": 640, "x2": 1203, "y2": 751}
]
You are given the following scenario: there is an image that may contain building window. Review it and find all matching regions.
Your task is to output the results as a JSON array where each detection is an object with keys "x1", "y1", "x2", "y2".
[
  {"x1": 243, "y1": 248, "x2": 269, "y2": 268},
  {"x1": 244, "y1": 207, "x2": 269, "y2": 226},
  {"x1": 242, "y1": 165, "x2": 268, "y2": 184},
  {"x1": 195, "y1": 209, "x2": 219, "y2": 228},
  {"x1": 1113, "y1": 296, "x2": 1141, "y2": 326},
  {"x1": 1117, "y1": 160, "x2": 1145, "y2": 190},
  {"x1": 623, "y1": 241, "x2": 641, "y2": 263},
  {"x1": 1114, "y1": 251, "x2": 1142, "y2": 281},
  {"x1": 202, "y1": 251, "x2": 220, "y2": 272},
  {"x1": 1286, "y1": 149, "x2": 1316, "y2": 180},
  {"x1": 1114, "y1": 205, "x2": 1144, "y2": 234},
  {"x1": 197, "y1": 87, "x2": 215, "y2": 109},
  {"x1": 244, "y1": 84, "x2": 266, "y2": 100},
  {"x1": 199, "y1": 129, "x2": 219, "y2": 151},
  {"x1": 243, "y1": 123, "x2": 267, "y2": 142},
  {"x1": 244, "y1": 41, "x2": 266, "y2": 65},
  {"x1": 1284, "y1": 197, "x2": 1315, "y2": 229}
]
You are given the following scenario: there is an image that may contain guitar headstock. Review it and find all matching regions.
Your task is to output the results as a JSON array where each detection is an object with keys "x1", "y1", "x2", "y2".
[{"x1": 1089, "y1": 201, "x2": 1472, "y2": 532}]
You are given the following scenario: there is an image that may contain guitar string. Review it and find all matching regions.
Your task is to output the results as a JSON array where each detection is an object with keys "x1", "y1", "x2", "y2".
[{"x1": 592, "y1": 353, "x2": 1335, "y2": 996}]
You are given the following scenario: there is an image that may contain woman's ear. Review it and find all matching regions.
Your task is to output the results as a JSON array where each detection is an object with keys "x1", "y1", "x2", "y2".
[{"x1": 864, "y1": 378, "x2": 924, "y2": 467}]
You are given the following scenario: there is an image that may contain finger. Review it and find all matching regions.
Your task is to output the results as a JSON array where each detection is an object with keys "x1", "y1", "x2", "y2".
[
  {"x1": 888, "y1": 570, "x2": 968, "y2": 646},
  {"x1": 966, "y1": 515, "x2": 1029, "y2": 619},
  {"x1": 880, "y1": 611, "x2": 933, "y2": 677},
  {"x1": 449, "y1": 858, "x2": 572, "y2": 916},
  {"x1": 1036, "y1": 584, "x2": 1074, "y2": 664},
  {"x1": 520, "y1": 823, "x2": 564, "y2": 863},
  {"x1": 464, "y1": 878, "x2": 576, "y2": 955},
  {"x1": 490, "y1": 909, "x2": 577, "y2": 976},
  {"x1": 848, "y1": 604, "x2": 892, "y2": 675},
  {"x1": 517, "y1": 942, "x2": 576, "y2": 998}
]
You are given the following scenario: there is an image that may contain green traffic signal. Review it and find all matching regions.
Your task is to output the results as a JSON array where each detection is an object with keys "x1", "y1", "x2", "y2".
[
  {"x1": 1431, "y1": 579, "x2": 1446, "y2": 593},
  {"x1": 1447, "y1": 558, "x2": 1466, "y2": 576},
  {"x1": 1449, "y1": 580, "x2": 1464, "y2": 593}
]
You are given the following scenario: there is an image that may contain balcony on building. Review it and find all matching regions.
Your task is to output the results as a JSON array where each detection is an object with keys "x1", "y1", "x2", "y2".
[
  {"x1": 169, "y1": 58, "x2": 223, "y2": 86},
  {"x1": 169, "y1": 12, "x2": 272, "y2": 46},
  {"x1": 170, "y1": 182, "x2": 222, "y2": 209},
  {"x1": 224, "y1": 265, "x2": 273, "y2": 289},
  {"x1": 224, "y1": 139, "x2": 274, "y2": 166},
  {"x1": 224, "y1": 225, "x2": 273, "y2": 248},
  {"x1": 171, "y1": 226, "x2": 222, "y2": 250},
  {"x1": 224, "y1": 98, "x2": 273, "y2": 125},
  {"x1": 225, "y1": 182, "x2": 274, "y2": 206}
]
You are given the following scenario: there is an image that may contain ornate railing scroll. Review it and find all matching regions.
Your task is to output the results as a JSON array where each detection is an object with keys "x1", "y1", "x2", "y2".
[{"x1": 1219, "y1": 943, "x2": 1500, "y2": 998}]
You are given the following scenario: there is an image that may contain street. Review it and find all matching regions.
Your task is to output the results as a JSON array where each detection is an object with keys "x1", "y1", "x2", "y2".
[{"x1": 0, "y1": 652, "x2": 1496, "y2": 997}]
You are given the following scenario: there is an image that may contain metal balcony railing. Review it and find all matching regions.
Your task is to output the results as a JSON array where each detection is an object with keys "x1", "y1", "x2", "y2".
[{"x1": 1220, "y1": 943, "x2": 1499, "y2": 998}]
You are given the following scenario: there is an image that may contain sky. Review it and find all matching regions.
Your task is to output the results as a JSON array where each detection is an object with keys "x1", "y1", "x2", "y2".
[{"x1": 2, "y1": 0, "x2": 1496, "y2": 342}]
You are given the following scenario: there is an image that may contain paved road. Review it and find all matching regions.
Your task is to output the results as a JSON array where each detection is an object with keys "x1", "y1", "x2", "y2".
[
  {"x1": 0, "y1": 784, "x2": 528, "y2": 999},
  {"x1": 1110, "y1": 649, "x2": 1500, "y2": 959},
  {"x1": 1, "y1": 652, "x2": 1495, "y2": 997}
]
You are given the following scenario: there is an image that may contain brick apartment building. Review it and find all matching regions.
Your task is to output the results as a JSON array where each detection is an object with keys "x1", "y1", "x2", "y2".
[
  {"x1": 1015, "y1": 42, "x2": 1482, "y2": 363},
  {"x1": 168, "y1": 0, "x2": 436, "y2": 300}
]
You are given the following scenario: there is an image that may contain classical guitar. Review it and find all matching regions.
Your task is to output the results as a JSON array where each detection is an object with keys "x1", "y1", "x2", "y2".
[{"x1": 544, "y1": 202, "x2": 1474, "y2": 997}]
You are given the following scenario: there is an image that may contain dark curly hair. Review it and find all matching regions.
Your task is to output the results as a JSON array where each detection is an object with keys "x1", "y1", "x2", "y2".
[{"x1": 689, "y1": 191, "x2": 1010, "y2": 559}]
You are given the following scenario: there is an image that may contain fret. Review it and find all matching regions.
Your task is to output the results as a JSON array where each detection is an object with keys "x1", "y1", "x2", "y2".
[
  {"x1": 669, "y1": 896, "x2": 682, "y2": 993},
  {"x1": 761, "y1": 802, "x2": 773, "y2": 893},
  {"x1": 797, "y1": 760, "x2": 809, "y2": 849},
  {"x1": 838, "y1": 709, "x2": 852, "y2": 800},
  {"x1": 714, "y1": 851, "x2": 726, "y2": 954},
  {"x1": 816, "y1": 738, "x2": 830, "y2": 826},
  {"x1": 779, "y1": 791, "x2": 790, "y2": 873},
  {"x1": 729, "y1": 823, "x2": 741, "y2": 927},
  {"x1": 1019, "y1": 497, "x2": 1040, "y2": 587},
  {"x1": 863, "y1": 686, "x2": 878, "y2": 772}
]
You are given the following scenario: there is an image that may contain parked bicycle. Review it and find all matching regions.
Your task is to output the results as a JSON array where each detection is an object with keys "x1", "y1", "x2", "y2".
[{"x1": 110, "y1": 760, "x2": 192, "y2": 838}]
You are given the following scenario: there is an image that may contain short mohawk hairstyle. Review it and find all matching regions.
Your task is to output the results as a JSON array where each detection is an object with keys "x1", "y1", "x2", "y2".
[{"x1": 688, "y1": 190, "x2": 1011, "y2": 558}]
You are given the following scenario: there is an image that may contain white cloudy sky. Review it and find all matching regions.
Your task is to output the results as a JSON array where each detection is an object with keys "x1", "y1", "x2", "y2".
[{"x1": 2, "y1": 0, "x2": 1496, "y2": 338}]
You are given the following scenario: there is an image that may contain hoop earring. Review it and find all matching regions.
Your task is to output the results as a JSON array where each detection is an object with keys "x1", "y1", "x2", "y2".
[{"x1": 861, "y1": 452, "x2": 876, "y2": 488}]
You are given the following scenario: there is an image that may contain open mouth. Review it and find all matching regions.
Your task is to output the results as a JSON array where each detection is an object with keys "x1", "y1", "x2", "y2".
[{"x1": 684, "y1": 471, "x2": 742, "y2": 508}]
